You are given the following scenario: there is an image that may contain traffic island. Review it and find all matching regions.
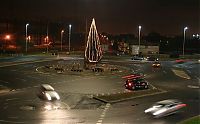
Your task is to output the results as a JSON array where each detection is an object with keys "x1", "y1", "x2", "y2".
[
  {"x1": 36, "y1": 61, "x2": 131, "y2": 77},
  {"x1": 93, "y1": 88, "x2": 167, "y2": 103}
]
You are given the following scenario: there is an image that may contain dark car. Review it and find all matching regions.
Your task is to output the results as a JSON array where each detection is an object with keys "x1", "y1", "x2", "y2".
[
  {"x1": 124, "y1": 77, "x2": 149, "y2": 90},
  {"x1": 131, "y1": 55, "x2": 144, "y2": 61},
  {"x1": 146, "y1": 56, "x2": 159, "y2": 61}
]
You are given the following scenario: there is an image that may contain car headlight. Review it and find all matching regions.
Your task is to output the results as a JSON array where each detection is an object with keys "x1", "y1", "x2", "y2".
[
  {"x1": 153, "y1": 108, "x2": 167, "y2": 116},
  {"x1": 45, "y1": 93, "x2": 52, "y2": 100},
  {"x1": 145, "y1": 107, "x2": 156, "y2": 113},
  {"x1": 54, "y1": 92, "x2": 60, "y2": 100}
]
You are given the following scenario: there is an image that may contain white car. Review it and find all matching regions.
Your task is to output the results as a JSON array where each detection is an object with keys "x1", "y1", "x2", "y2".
[
  {"x1": 38, "y1": 84, "x2": 60, "y2": 101},
  {"x1": 144, "y1": 99, "x2": 186, "y2": 118}
]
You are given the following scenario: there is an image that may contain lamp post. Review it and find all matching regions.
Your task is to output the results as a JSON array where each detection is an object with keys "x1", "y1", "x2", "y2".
[
  {"x1": 69, "y1": 24, "x2": 72, "y2": 53},
  {"x1": 138, "y1": 25, "x2": 142, "y2": 55},
  {"x1": 25, "y1": 23, "x2": 29, "y2": 53},
  {"x1": 183, "y1": 27, "x2": 188, "y2": 57},
  {"x1": 61, "y1": 30, "x2": 64, "y2": 51},
  {"x1": 4, "y1": 35, "x2": 11, "y2": 52},
  {"x1": 45, "y1": 36, "x2": 49, "y2": 53}
]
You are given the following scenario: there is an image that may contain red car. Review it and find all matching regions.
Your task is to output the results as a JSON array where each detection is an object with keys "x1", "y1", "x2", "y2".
[
  {"x1": 123, "y1": 75, "x2": 149, "y2": 90},
  {"x1": 175, "y1": 59, "x2": 187, "y2": 64}
]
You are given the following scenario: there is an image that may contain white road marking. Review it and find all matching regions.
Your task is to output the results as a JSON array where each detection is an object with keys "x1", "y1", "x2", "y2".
[
  {"x1": 149, "y1": 83, "x2": 157, "y2": 89},
  {"x1": 172, "y1": 69, "x2": 191, "y2": 79},
  {"x1": 60, "y1": 101, "x2": 71, "y2": 110},
  {"x1": 0, "y1": 120, "x2": 25, "y2": 123},
  {"x1": 96, "y1": 103, "x2": 111, "y2": 124},
  {"x1": 163, "y1": 70, "x2": 167, "y2": 74},
  {"x1": 0, "y1": 59, "x2": 55, "y2": 68},
  {"x1": 15, "y1": 78, "x2": 26, "y2": 82},
  {"x1": 187, "y1": 70, "x2": 192, "y2": 74},
  {"x1": 6, "y1": 98, "x2": 20, "y2": 101},
  {"x1": 8, "y1": 116, "x2": 19, "y2": 119},
  {"x1": 0, "y1": 80, "x2": 9, "y2": 84},
  {"x1": 187, "y1": 85, "x2": 200, "y2": 89}
]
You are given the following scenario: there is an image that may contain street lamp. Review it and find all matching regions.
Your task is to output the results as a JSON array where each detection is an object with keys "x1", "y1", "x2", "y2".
[
  {"x1": 25, "y1": 23, "x2": 29, "y2": 53},
  {"x1": 183, "y1": 27, "x2": 188, "y2": 57},
  {"x1": 45, "y1": 36, "x2": 49, "y2": 53},
  {"x1": 69, "y1": 24, "x2": 72, "y2": 53},
  {"x1": 138, "y1": 25, "x2": 142, "y2": 55},
  {"x1": 27, "y1": 36, "x2": 31, "y2": 43},
  {"x1": 61, "y1": 30, "x2": 64, "y2": 51}
]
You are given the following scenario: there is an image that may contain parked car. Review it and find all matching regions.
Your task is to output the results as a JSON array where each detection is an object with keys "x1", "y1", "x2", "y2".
[
  {"x1": 124, "y1": 75, "x2": 149, "y2": 90},
  {"x1": 38, "y1": 84, "x2": 60, "y2": 101},
  {"x1": 144, "y1": 99, "x2": 187, "y2": 118},
  {"x1": 131, "y1": 55, "x2": 144, "y2": 61},
  {"x1": 146, "y1": 56, "x2": 159, "y2": 61}
]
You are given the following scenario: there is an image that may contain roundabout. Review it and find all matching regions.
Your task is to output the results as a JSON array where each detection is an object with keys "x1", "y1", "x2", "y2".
[
  {"x1": 34, "y1": 58, "x2": 165, "y2": 104},
  {"x1": 0, "y1": 55, "x2": 199, "y2": 124}
]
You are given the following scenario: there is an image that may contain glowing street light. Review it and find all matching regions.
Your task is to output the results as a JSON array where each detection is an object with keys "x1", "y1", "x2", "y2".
[
  {"x1": 138, "y1": 25, "x2": 142, "y2": 54},
  {"x1": 183, "y1": 27, "x2": 188, "y2": 57},
  {"x1": 69, "y1": 24, "x2": 72, "y2": 53},
  {"x1": 61, "y1": 30, "x2": 64, "y2": 51},
  {"x1": 5, "y1": 35, "x2": 11, "y2": 40},
  {"x1": 25, "y1": 23, "x2": 29, "y2": 53},
  {"x1": 27, "y1": 36, "x2": 31, "y2": 42},
  {"x1": 45, "y1": 36, "x2": 49, "y2": 53}
]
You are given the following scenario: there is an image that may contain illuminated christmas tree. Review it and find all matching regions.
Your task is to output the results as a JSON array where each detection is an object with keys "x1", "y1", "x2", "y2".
[{"x1": 85, "y1": 18, "x2": 102, "y2": 65}]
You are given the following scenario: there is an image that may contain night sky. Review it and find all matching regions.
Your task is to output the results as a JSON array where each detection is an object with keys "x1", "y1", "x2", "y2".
[{"x1": 1, "y1": 0, "x2": 199, "y2": 35}]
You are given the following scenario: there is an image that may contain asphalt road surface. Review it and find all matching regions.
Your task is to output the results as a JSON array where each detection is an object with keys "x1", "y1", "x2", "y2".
[{"x1": 0, "y1": 55, "x2": 199, "y2": 124}]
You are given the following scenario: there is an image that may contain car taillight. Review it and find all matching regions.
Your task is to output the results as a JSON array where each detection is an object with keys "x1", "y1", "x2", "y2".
[
  {"x1": 176, "y1": 104, "x2": 187, "y2": 108},
  {"x1": 128, "y1": 83, "x2": 132, "y2": 86}
]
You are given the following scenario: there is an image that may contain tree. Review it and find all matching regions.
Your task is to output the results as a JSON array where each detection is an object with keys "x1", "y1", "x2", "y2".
[{"x1": 145, "y1": 32, "x2": 162, "y2": 44}]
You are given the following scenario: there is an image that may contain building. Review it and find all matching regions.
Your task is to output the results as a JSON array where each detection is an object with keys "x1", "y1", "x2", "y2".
[{"x1": 130, "y1": 45, "x2": 159, "y2": 55}]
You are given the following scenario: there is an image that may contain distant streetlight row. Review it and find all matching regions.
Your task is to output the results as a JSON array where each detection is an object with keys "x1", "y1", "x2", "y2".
[
  {"x1": 25, "y1": 23, "x2": 72, "y2": 53},
  {"x1": 137, "y1": 25, "x2": 189, "y2": 57}
]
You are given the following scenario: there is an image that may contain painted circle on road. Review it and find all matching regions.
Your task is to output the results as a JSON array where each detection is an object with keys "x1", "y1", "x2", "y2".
[
  {"x1": 187, "y1": 85, "x2": 200, "y2": 89},
  {"x1": 20, "y1": 105, "x2": 36, "y2": 111}
]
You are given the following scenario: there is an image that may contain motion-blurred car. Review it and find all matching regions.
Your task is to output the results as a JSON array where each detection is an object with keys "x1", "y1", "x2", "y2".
[
  {"x1": 38, "y1": 84, "x2": 60, "y2": 101},
  {"x1": 144, "y1": 99, "x2": 186, "y2": 118},
  {"x1": 124, "y1": 75, "x2": 149, "y2": 90},
  {"x1": 175, "y1": 59, "x2": 186, "y2": 64},
  {"x1": 152, "y1": 61, "x2": 161, "y2": 68}
]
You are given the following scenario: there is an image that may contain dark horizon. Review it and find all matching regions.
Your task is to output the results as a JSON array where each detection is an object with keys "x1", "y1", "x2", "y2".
[{"x1": 0, "y1": 0, "x2": 199, "y2": 36}]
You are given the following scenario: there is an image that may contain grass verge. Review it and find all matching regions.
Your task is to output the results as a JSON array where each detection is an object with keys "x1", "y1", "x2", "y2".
[{"x1": 178, "y1": 115, "x2": 200, "y2": 124}]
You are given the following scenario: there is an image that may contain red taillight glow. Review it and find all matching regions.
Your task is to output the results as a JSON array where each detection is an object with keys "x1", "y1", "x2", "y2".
[
  {"x1": 176, "y1": 104, "x2": 187, "y2": 108},
  {"x1": 128, "y1": 83, "x2": 132, "y2": 86}
]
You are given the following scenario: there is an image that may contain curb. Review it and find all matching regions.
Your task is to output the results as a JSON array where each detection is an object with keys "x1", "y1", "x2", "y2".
[{"x1": 93, "y1": 89, "x2": 167, "y2": 103}]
